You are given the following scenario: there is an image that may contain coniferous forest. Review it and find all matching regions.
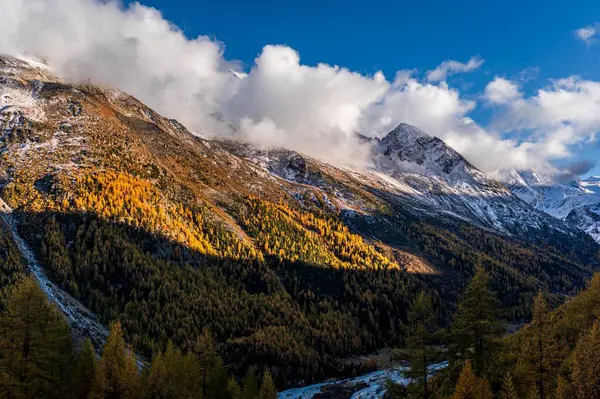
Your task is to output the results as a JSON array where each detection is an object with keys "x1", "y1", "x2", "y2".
[
  {"x1": 5, "y1": 221, "x2": 600, "y2": 398},
  {"x1": 0, "y1": 276, "x2": 277, "y2": 399},
  {"x1": 0, "y1": 166, "x2": 599, "y2": 396},
  {"x1": 1, "y1": 56, "x2": 600, "y2": 398}
]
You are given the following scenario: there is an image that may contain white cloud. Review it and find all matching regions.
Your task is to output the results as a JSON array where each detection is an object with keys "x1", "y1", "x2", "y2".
[
  {"x1": 517, "y1": 66, "x2": 540, "y2": 83},
  {"x1": 575, "y1": 26, "x2": 597, "y2": 44},
  {"x1": 359, "y1": 73, "x2": 546, "y2": 172},
  {"x1": 0, "y1": 0, "x2": 390, "y2": 165},
  {"x1": 426, "y1": 56, "x2": 484, "y2": 82},
  {"x1": 223, "y1": 45, "x2": 389, "y2": 165},
  {"x1": 489, "y1": 76, "x2": 600, "y2": 162},
  {"x1": 485, "y1": 77, "x2": 521, "y2": 104},
  {"x1": 0, "y1": 0, "x2": 238, "y2": 136},
  {"x1": 360, "y1": 72, "x2": 476, "y2": 137}
]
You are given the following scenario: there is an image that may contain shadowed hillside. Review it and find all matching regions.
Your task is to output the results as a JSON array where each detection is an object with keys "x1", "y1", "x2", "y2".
[{"x1": 1, "y1": 55, "x2": 600, "y2": 388}]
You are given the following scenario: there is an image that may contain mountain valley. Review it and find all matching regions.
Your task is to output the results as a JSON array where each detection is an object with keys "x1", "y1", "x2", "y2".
[{"x1": 1, "y1": 54, "x2": 600, "y2": 396}]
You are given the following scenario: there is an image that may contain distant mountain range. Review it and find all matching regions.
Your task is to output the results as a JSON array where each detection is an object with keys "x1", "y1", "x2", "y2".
[{"x1": 499, "y1": 169, "x2": 600, "y2": 242}]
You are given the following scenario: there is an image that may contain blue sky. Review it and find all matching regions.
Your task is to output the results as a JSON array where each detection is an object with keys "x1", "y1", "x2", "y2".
[
  {"x1": 4, "y1": 0, "x2": 599, "y2": 176},
  {"x1": 124, "y1": 0, "x2": 600, "y2": 176},
  {"x1": 131, "y1": 0, "x2": 600, "y2": 81}
]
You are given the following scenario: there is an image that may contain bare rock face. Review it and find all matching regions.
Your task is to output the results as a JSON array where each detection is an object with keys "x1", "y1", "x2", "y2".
[{"x1": 286, "y1": 153, "x2": 309, "y2": 180}]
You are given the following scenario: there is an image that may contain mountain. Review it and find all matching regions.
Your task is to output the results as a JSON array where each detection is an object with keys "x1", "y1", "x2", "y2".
[
  {"x1": 500, "y1": 168, "x2": 600, "y2": 242},
  {"x1": 1, "y1": 54, "x2": 598, "y2": 386},
  {"x1": 227, "y1": 123, "x2": 582, "y2": 239},
  {"x1": 363, "y1": 123, "x2": 578, "y2": 237}
]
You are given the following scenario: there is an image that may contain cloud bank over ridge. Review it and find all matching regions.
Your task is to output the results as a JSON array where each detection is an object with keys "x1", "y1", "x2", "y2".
[{"x1": 2, "y1": 0, "x2": 600, "y2": 175}]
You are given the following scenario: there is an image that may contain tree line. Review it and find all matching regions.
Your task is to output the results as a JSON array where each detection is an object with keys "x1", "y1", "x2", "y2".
[
  {"x1": 388, "y1": 266, "x2": 600, "y2": 398},
  {"x1": 0, "y1": 277, "x2": 278, "y2": 399}
]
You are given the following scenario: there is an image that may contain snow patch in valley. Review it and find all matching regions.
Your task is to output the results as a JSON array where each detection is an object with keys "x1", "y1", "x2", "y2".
[{"x1": 278, "y1": 361, "x2": 447, "y2": 399}]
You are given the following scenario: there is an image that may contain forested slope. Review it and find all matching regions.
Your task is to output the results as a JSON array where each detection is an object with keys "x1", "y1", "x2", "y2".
[{"x1": 1, "y1": 55, "x2": 599, "y2": 388}]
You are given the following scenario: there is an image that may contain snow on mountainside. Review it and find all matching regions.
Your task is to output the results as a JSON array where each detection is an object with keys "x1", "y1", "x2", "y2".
[
  {"x1": 499, "y1": 169, "x2": 600, "y2": 242},
  {"x1": 222, "y1": 123, "x2": 581, "y2": 240},
  {"x1": 359, "y1": 123, "x2": 574, "y2": 236},
  {"x1": 0, "y1": 53, "x2": 588, "y2": 245}
]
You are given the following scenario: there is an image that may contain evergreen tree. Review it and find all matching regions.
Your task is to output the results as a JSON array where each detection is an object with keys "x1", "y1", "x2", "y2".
[
  {"x1": 571, "y1": 321, "x2": 600, "y2": 399},
  {"x1": 385, "y1": 379, "x2": 408, "y2": 398},
  {"x1": 258, "y1": 370, "x2": 277, "y2": 399},
  {"x1": 242, "y1": 367, "x2": 258, "y2": 399},
  {"x1": 121, "y1": 349, "x2": 142, "y2": 399},
  {"x1": 499, "y1": 373, "x2": 517, "y2": 399},
  {"x1": 209, "y1": 357, "x2": 228, "y2": 399},
  {"x1": 451, "y1": 361, "x2": 493, "y2": 399},
  {"x1": 403, "y1": 291, "x2": 440, "y2": 399},
  {"x1": 194, "y1": 328, "x2": 216, "y2": 398},
  {"x1": 180, "y1": 352, "x2": 202, "y2": 398},
  {"x1": 527, "y1": 385, "x2": 540, "y2": 399},
  {"x1": 518, "y1": 292, "x2": 555, "y2": 399},
  {"x1": 90, "y1": 322, "x2": 141, "y2": 399},
  {"x1": 144, "y1": 350, "x2": 167, "y2": 399},
  {"x1": 71, "y1": 338, "x2": 98, "y2": 399},
  {"x1": 0, "y1": 278, "x2": 72, "y2": 398},
  {"x1": 450, "y1": 267, "x2": 504, "y2": 378},
  {"x1": 555, "y1": 376, "x2": 572, "y2": 399},
  {"x1": 226, "y1": 377, "x2": 242, "y2": 399},
  {"x1": 144, "y1": 342, "x2": 201, "y2": 399}
]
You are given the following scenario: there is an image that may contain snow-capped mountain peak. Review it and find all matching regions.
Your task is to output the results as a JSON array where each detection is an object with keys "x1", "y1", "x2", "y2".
[
  {"x1": 349, "y1": 124, "x2": 572, "y2": 236},
  {"x1": 380, "y1": 123, "x2": 430, "y2": 143},
  {"x1": 498, "y1": 168, "x2": 600, "y2": 242},
  {"x1": 374, "y1": 123, "x2": 483, "y2": 183},
  {"x1": 518, "y1": 169, "x2": 554, "y2": 186}
]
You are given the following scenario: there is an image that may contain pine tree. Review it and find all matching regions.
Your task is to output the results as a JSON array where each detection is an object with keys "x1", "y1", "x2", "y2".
[
  {"x1": 180, "y1": 352, "x2": 202, "y2": 398},
  {"x1": 450, "y1": 267, "x2": 504, "y2": 378},
  {"x1": 451, "y1": 361, "x2": 493, "y2": 399},
  {"x1": 0, "y1": 278, "x2": 72, "y2": 398},
  {"x1": 385, "y1": 378, "x2": 408, "y2": 398},
  {"x1": 144, "y1": 350, "x2": 167, "y2": 399},
  {"x1": 527, "y1": 384, "x2": 540, "y2": 399},
  {"x1": 518, "y1": 292, "x2": 554, "y2": 399},
  {"x1": 209, "y1": 357, "x2": 228, "y2": 399},
  {"x1": 71, "y1": 338, "x2": 98, "y2": 399},
  {"x1": 403, "y1": 291, "x2": 440, "y2": 399},
  {"x1": 242, "y1": 367, "x2": 258, "y2": 399},
  {"x1": 499, "y1": 373, "x2": 517, "y2": 399},
  {"x1": 571, "y1": 321, "x2": 600, "y2": 399},
  {"x1": 194, "y1": 328, "x2": 216, "y2": 398},
  {"x1": 121, "y1": 349, "x2": 142, "y2": 399},
  {"x1": 90, "y1": 321, "x2": 141, "y2": 399},
  {"x1": 258, "y1": 370, "x2": 277, "y2": 399},
  {"x1": 226, "y1": 377, "x2": 242, "y2": 399},
  {"x1": 144, "y1": 342, "x2": 201, "y2": 399},
  {"x1": 555, "y1": 376, "x2": 572, "y2": 399}
]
